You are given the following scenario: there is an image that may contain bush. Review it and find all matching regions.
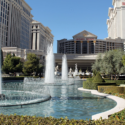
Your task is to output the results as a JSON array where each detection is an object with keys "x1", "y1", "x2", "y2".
[
  {"x1": 0, "y1": 114, "x2": 125, "y2": 125},
  {"x1": 83, "y1": 78, "x2": 98, "y2": 90},
  {"x1": 98, "y1": 86, "x2": 125, "y2": 94},
  {"x1": 105, "y1": 80, "x2": 125, "y2": 86},
  {"x1": 83, "y1": 77, "x2": 116, "y2": 90},
  {"x1": 93, "y1": 72, "x2": 105, "y2": 83}
]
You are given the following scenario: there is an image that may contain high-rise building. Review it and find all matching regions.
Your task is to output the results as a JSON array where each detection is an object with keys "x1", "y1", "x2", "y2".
[
  {"x1": 0, "y1": 0, "x2": 33, "y2": 49},
  {"x1": 107, "y1": 0, "x2": 125, "y2": 40},
  {"x1": 31, "y1": 20, "x2": 54, "y2": 54}
]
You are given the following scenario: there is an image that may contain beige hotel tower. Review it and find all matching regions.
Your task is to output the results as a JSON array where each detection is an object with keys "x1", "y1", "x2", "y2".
[
  {"x1": 0, "y1": 0, "x2": 54, "y2": 63},
  {"x1": 0, "y1": 0, "x2": 33, "y2": 49}
]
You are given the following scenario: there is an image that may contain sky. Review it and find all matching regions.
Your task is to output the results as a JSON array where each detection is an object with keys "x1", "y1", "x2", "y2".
[{"x1": 25, "y1": 0, "x2": 113, "y2": 53}]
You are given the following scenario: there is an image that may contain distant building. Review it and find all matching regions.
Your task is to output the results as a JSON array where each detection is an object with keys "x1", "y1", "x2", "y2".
[
  {"x1": 107, "y1": 0, "x2": 125, "y2": 40},
  {"x1": 57, "y1": 30, "x2": 123, "y2": 54},
  {"x1": 31, "y1": 20, "x2": 54, "y2": 54},
  {"x1": 2, "y1": 47, "x2": 45, "y2": 64},
  {"x1": 0, "y1": 0, "x2": 33, "y2": 49}
]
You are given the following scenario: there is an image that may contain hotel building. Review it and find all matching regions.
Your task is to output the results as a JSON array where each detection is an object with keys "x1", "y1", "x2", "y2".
[
  {"x1": 31, "y1": 20, "x2": 54, "y2": 55},
  {"x1": 57, "y1": 30, "x2": 123, "y2": 54},
  {"x1": 107, "y1": 0, "x2": 125, "y2": 40},
  {"x1": 55, "y1": 30, "x2": 123, "y2": 71},
  {"x1": 0, "y1": 0, "x2": 33, "y2": 49}
]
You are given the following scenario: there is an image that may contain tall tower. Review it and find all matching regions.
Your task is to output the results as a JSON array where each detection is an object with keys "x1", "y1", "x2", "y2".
[{"x1": 107, "y1": 0, "x2": 125, "y2": 39}]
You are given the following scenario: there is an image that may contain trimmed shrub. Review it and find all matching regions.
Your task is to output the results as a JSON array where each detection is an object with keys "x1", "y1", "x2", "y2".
[
  {"x1": 83, "y1": 78, "x2": 98, "y2": 90},
  {"x1": 105, "y1": 80, "x2": 125, "y2": 86},
  {"x1": 98, "y1": 86, "x2": 125, "y2": 94},
  {"x1": 93, "y1": 72, "x2": 105, "y2": 83},
  {"x1": 83, "y1": 78, "x2": 116, "y2": 90}
]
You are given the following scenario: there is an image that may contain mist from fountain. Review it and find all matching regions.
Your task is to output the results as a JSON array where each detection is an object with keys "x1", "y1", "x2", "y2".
[
  {"x1": 45, "y1": 44, "x2": 55, "y2": 83},
  {"x1": 62, "y1": 54, "x2": 68, "y2": 80}
]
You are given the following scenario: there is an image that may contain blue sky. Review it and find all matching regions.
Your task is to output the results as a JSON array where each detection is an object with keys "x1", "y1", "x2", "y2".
[{"x1": 25, "y1": 0, "x2": 113, "y2": 53}]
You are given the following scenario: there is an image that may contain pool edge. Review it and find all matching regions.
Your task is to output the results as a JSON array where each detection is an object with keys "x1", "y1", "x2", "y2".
[{"x1": 78, "y1": 87, "x2": 125, "y2": 120}]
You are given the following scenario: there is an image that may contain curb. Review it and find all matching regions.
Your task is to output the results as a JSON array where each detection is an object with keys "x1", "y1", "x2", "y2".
[{"x1": 78, "y1": 87, "x2": 125, "y2": 120}]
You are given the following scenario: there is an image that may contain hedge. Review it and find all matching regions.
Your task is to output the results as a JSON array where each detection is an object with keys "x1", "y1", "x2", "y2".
[
  {"x1": 2, "y1": 76, "x2": 40, "y2": 81},
  {"x1": 98, "y1": 86, "x2": 125, "y2": 94},
  {"x1": 0, "y1": 114, "x2": 125, "y2": 125},
  {"x1": 105, "y1": 80, "x2": 125, "y2": 85},
  {"x1": 83, "y1": 78, "x2": 116, "y2": 90},
  {"x1": 2, "y1": 77, "x2": 25, "y2": 81}
]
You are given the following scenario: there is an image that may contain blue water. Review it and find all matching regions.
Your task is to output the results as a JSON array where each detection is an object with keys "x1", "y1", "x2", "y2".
[{"x1": 0, "y1": 82, "x2": 116, "y2": 120}]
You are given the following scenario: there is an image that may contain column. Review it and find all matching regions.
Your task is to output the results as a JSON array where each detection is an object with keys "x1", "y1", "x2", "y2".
[
  {"x1": 81, "y1": 41, "x2": 83, "y2": 54},
  {"x1": 7, "y1": 0, "x2": 12, "y2": 46},
  {"x1": 93, "y1": 40, "x2": 96, "y2": 54},
  {"x1": 37, "y1": 32, "x2": 40, "y2": 50},
  {"x1": 87, "y1": 41, "x2": 89, "y2": 54},
  {"x1": 74, "y1": 41, "x2": 76, "y2": 54},
  {"x1": 32, "y1": 32, "x2": 36, "y2": 50}
]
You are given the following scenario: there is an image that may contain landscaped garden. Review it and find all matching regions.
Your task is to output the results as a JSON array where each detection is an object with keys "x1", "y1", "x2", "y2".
[{"x1": 1, "y1": 49, "x2": 125, "y2": 124}]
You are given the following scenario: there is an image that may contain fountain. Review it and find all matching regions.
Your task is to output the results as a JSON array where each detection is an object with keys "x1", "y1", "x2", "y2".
[
  {"x1": 0, "y1": 46, "x2": 51, "y2": 107},
  {"x1": 62, "y1": 54, "x2": 68, "y2": 80},
  {"x1": 45, "y1": 44, "x2": 55, "y2": 83},
  {"x1": 69, "y1": 68, "x2": 73, "y2": 78},
  {"x1": 73, "y1": 63, "x2": 78, "y2": 77},
  {"x1": 55, "y1": 65, "x2": 60, "y2": 76},
  {"x1": 24, "y1": 45, "x2": 74, "y2": 85},
  {"x1": 0, "y1": 43, "x2": 5, "y2": 100}
]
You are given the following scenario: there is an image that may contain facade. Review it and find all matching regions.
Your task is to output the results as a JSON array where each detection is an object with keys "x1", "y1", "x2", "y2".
[
  {"x1": 57, "y1": 30, "x2": 124, "y2": 54},
  {"x1": 55, "y1": 53, "x2": 98, "y2": 71},
  {"x1": 31, "y1": 20, "x2": 54, "y2": 54},
  {"x1": 107, "y1": 0, "x2": 125, "y2": 40},
  {"x1": 0, "y1": 0, "x2": 33, "y2": 49},
  {"x1": 2, "y1": 47, "x2": 45, "y2": 64}
]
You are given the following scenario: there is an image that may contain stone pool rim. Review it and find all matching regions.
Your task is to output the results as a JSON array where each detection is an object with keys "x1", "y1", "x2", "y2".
[
  {"x1": 0, "y1": 90, "x2": 51, "y2": 107},
  {"x1": 78, "y1": 87, "x2": 125, "y2": 120}
]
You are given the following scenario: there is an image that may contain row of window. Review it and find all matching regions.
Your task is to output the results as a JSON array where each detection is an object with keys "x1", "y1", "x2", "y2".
[
  {"x1": 1, "y1": 0, "x2": 9, "y2": 11},
  {"x1": 14, "y1": 0, "x2": 22, "y2": 6},
  {"x1": 20, "y1": 16, "x2": 30, "y2": 49}
]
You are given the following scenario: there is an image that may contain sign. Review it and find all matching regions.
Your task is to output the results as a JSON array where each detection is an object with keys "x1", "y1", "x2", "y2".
[
  {"x1": 76, "y1": 38, "x2": 86, "y2": 41},
  {"x1": 86, "y1": 38, "x2": 95, "y2": 41},
  {"x1": 76, "y1": 38, "x2": 95, "y2": 41},
  {"x1": 122, "y1": 2, "x2": 125, "y2": 5}
]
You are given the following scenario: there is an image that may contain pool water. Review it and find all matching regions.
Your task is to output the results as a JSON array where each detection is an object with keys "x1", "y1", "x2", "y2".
[{"x1": 0, "y1": 82, "x2": 116, "y2": 120}]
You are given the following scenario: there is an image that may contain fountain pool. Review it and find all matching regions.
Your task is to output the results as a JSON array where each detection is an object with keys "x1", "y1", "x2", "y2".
[
  {"x1": 0, "y1": 81, "x2": 116, "y2": 120},
  {"x1": 0, "y1": 44, "x2": 117, "y2": 120}
]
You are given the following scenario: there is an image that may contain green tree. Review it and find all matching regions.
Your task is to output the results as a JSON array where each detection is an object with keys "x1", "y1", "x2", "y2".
[
  {"x1": 122, "y1": 55, "x2": 125, "y2": 66},
  {"x1": 92, "y1": 53, "x2": 104, "y2": 73},
  {"x1": 23, "y1": 53, "x2": 39, "y2": 76},
  {"x1": 37, "y1": 64, "x2": 44, "y2": 77},
  {"x1": 2, "y1": 53, "x2": 23, "y2": 74},
  {"x1": 92, "y1": 49, "x2": 125, "y2": 80}
]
